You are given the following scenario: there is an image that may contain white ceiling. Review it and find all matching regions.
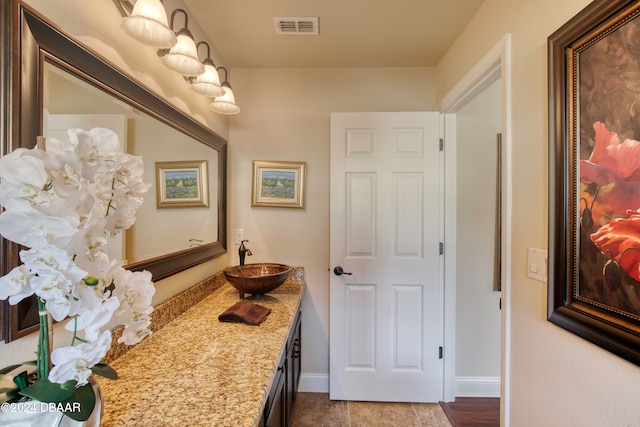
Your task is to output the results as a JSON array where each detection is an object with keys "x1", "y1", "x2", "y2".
[{"x1": 182, "y1": 0, "x2": 485, "y2": 68}]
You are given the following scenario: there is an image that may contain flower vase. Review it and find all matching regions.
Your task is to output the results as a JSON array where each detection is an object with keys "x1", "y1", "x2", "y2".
[{"x1": 0, "y1": 377, "x2": 102, "y2": 427}]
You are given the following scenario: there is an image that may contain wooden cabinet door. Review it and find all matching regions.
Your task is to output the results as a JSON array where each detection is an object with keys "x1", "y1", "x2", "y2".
[{"x1": 266, "y1": 365, "x2": 285, "y2": 427}]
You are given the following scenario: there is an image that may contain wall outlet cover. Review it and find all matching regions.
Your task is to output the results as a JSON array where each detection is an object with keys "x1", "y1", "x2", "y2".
[{"x1": 234, "y1": 228, "x2": 245, "y2": 245}]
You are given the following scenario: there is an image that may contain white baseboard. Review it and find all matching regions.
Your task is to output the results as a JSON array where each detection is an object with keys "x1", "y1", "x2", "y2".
[
  {"x1": 455, "y1": 376, "x2": 501, "y2": 397},
  {"x1": 298, "y1": 373, "x2": 329, "y2": 393},
  {"x1": 298, "y1": 374, "x2": 500, "y2": 397}
]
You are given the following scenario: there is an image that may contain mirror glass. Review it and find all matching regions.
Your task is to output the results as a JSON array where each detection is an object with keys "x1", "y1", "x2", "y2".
[
  {"x1": 1, "y1": 5, "x2": 227, "y2": 342},
  {"x1": 44, "y1": 64, "x2": 219, "y2": 264}
]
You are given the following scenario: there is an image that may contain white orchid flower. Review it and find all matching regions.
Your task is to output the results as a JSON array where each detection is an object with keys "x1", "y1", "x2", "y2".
[
  {"x1": 0, "y1": 147, "x2": 48, "y2": 188},
  {"x1": 68, "y1": 128, "x2": 120, "y2": 181},
  {"x1": 113, "y1": 153, "x2": 145, "y2": 181},
  {"x1": 0, "y1": 208, "x2": 79, "y2": 250},
  {"x1": 49, "y1": 330, "x2": 112, "y2": 386},
  {"x1": 0, "y1": 148, "x2": 52, "y2": 210},
  {"x1": 112, "y1": 269, "x2": 154, "y2": 345},
  {"x1": 30, "y1": 272, "x2": 75, "y2": 321},
  {"x1": 119, "y1": 319, "x2": 152, "y2": 345},
  {"x1": 0, "y1": 265, "x2": 35, "y2": 304},
  {"x1": 113, "y1": 269, "x2": 155, "y2": 312},
  {"x1": 67, "y1": 278, "x2": 104, "y2": 318},
  {"x1": 49, "y1": 164, "x2": 83, "y2": 197},
  {"x1": 104, "y1": 205, "x2": 138, "y2": 235},
  {"x1": 0, "y1": 181, "x2": 52, "y2": 210},
  {"x1": 20, "y1": 244, "x2": 85, "y2": 280},
  {"x1": 66, "y1": 296, "x2": 120, "y2": 341}
]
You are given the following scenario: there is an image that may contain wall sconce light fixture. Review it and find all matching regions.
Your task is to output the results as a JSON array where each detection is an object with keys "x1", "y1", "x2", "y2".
[
  {"x1": 209, "y1": 67, "x2": 240, "y2": 115},
  {"x1": 186, "y1": 42, "x2": 225, "y2": 97},
  {"x1": 114, "y1": 0, "x2": 238, "y2": 114},
  {"x1": 120, "y1": 0, "x2": 177, "y2": 48},
  {"x1": 157, "y1": 9, "x2": 204, "y2": 76}
]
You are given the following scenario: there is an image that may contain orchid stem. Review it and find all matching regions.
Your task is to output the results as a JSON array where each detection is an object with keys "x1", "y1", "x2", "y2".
[
  {"x1": 36, "y1": 298, "x2": 50, "y2": 382},
  {"x1": 70, "y1": 316, "x2": 89, "y2": 345},
  {"x1": 71, "y1": 316, "x2": 78, "y2": 346}
]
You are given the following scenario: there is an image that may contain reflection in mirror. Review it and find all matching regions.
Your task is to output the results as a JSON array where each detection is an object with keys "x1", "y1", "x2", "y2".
[
  {"x1": 44, "y1": 64, "x2": 219, "y2": 264},
  {"x1": 0, "y1": 4, "x2": 227, "y2": 342}
]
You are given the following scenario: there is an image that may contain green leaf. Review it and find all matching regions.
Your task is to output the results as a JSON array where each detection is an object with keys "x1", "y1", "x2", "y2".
[
  {"x1": 20, "y1": 379, "x2": 75, "y2": 403},
  {"x1": 60, "y1": 382, "x2": 96, "y2": 422},
  {"x1": 91, "y1": 363, "x2": 118, "y2": 380}
]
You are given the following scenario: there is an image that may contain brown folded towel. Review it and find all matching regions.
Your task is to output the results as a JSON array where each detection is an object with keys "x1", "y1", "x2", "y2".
[{"x1": 218, "y1": 300, "x2": 271, "y2": 325}]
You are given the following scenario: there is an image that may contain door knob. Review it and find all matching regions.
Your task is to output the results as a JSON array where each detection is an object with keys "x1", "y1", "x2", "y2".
[{"x1": 333, "y1": 266, "x2": 352, "y2": 276}]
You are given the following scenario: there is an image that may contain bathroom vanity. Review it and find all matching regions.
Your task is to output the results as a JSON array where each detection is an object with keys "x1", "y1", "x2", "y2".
[{"x1": 99, "y1": 275, "x2": 304, "y2": 426}]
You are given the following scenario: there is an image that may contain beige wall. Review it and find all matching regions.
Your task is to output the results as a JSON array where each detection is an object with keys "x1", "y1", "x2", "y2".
[
  {"x1": 228, "y1": 67, "x2": 437, "y2": 376},
  {"x1": 456, "y1": 79, "x2": 502, "y2": 381},
  {"x1": 437, "y1": 0, "x2": 640, "y2": 425}
]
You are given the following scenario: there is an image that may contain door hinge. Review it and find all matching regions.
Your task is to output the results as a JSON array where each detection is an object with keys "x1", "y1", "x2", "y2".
[
  {"x1": 439, "y1": 242, "x2": 444, "y2": 255},
  {"x1": 439, "y1": 346, "x2": 444, "y2": 359},
  {"x1": 439, "y1": 138, "x2": 444, "y2": 151}
]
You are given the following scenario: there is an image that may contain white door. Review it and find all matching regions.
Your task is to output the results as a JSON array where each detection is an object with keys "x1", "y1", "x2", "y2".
[{"x1": 329, "y1": 112, "x2": 444, "y2": 402}]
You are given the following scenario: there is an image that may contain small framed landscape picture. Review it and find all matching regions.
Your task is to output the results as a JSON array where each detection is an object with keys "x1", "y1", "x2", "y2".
[
  {"x1": 156, "y1": 160, "x2": 209, "y2": 208},
  {"x1": 252, "y1": 160, "x2": 306, "y2": 209}
]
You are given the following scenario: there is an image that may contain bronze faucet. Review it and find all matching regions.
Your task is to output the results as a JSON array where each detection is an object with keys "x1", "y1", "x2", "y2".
[{"x1": 239, "y1": 240, "x2": 252, "y2": 265}]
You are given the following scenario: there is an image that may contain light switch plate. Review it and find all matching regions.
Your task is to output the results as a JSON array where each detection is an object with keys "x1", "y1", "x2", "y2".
[{"x1": 528, "y1": 248, "x2": 547, "y2": 283}]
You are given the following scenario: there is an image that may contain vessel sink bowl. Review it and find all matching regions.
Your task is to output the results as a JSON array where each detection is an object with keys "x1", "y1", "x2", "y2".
[{"x1": 224, "y1": 263, "x2": 292, "y2": 297}]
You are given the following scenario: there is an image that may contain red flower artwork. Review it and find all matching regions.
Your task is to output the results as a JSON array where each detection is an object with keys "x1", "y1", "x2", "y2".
[
  {"x1": 591, "y1": 210, "x2": 640, "y2": 283},
  {"x1": 580, "y1": 121, "x2": 640, "y2": 214}
]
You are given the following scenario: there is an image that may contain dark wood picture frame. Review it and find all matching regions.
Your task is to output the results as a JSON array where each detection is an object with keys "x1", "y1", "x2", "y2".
[{"x1": 548, "y1": 0, "x2": 640, "y2": 366}]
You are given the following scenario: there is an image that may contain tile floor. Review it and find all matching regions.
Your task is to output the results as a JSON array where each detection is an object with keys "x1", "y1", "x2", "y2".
[{"x1": 291, "y1": 393, "x2": 452, "y2": 427}]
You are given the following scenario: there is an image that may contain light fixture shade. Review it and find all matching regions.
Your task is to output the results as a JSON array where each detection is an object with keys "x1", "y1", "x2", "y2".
[
  {"x1": 190, "y1": 63, "x2": 225, "y2": 97},
  {"x1": 160, "y1": 31, "x2": 205, "y2": 76},
  {"x1": 121, "y1": 0, "x2": 177, "y2": 48},
  {"x1": 209, "y1": 85, "x2": 240, "y2": 115}
]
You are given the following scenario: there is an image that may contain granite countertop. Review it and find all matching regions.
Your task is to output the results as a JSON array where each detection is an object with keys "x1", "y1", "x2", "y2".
[{"x1": 99, "y1": 275, "x2": 305, "y2": 427}]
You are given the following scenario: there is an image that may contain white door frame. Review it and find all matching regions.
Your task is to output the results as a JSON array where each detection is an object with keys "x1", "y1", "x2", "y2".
[{"x1": 439, "y1": 34, "x2": 512, "y2": 427}]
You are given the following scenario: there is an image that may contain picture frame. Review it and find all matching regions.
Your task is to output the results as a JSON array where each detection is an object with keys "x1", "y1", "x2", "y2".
[
  {"x1": 252, "y1": 160, "x2": 306, "y2": 209},
  {"x1": 548, "y1": 0, "x2": 640, "y2": 366},
  {"x1": 156, "y1": 160, "x2": 209, "y2": 208}
]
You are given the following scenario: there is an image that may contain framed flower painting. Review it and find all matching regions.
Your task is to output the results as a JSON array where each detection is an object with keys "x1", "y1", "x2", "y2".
[{"x1": 548, "y1": 0, "x2": 640, "y2": 366}]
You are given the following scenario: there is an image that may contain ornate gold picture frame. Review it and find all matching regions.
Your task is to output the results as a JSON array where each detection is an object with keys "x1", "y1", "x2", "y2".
[
  {"x1": 252, "y1": 160, "x2": 306, "y2": 209},
  {"x1": 156, "y1": 160, "x2": 209, "y2": 208}
]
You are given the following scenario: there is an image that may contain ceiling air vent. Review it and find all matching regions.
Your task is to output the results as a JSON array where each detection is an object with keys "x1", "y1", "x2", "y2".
[{"x1": 273, "y1": 17, "x2": 319, "y2": 35}]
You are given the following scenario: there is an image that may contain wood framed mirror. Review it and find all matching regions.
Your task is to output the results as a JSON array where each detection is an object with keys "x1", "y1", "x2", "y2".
[{"x1": 0, "y1": 2, "x2": 227, "y2": 341}]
